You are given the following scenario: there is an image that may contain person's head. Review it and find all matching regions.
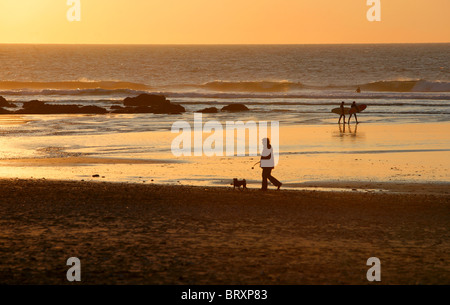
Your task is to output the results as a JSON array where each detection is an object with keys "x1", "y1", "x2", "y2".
[
  {"x1": 262, "y1": 138, "x2": 271, "y2": 149},
  {"x1": 341, "y1": 101, "x2": 344, "y2": 105},
  {"x1": 352, "y1": 101, "x2": 356, "y2": 105}
]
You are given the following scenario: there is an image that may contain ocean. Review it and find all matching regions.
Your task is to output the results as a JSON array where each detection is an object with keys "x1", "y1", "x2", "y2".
[{"x1": 0, "y1": 44, "x2": 449, "y2": 187}]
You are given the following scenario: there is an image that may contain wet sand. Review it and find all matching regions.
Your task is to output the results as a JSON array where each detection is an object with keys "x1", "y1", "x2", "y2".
[
  {"x1": 0, "y1": 122, "x2": 449, "y2": 185},
  {"x1": 0, "y1": 179, "x2": 448, "y2": 285},
  {"x1": 0, "y1": 157, "x2": 176, "y2": 167}
]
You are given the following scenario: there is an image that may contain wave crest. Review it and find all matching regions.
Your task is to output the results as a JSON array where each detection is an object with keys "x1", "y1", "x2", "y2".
[
  {"x1": 198, "y1": 81, "x2": 304, "y2": 92},
  {"x1": 0, "y1": 80, "x2": 151, "y2": 91},
  {"x1": 361, "y1": 80, "x2": 450, "y2": 92}
]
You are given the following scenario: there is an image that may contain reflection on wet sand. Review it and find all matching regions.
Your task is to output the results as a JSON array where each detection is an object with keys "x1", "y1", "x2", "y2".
[
  {"x1": 0, "y1": 122, "x2": 448, "y2": 189},
  {"x1": 336, "y1": 123, "x2": 360, "y2": 138}
]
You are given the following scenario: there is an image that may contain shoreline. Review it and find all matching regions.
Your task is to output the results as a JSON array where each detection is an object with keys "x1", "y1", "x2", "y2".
[{"x1": 1, "y1": 178, "x2": 449, "y2": 284}]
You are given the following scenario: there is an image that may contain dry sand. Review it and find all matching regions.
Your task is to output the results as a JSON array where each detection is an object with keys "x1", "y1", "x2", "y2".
[{"x1": 0, "y1": 179, "x2": 448, "y2": 285}]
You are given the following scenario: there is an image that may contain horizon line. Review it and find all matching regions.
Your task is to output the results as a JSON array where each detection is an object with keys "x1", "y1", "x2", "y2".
[{"x1": 0, "y1": 42, "x2": 449, "y2": 46}]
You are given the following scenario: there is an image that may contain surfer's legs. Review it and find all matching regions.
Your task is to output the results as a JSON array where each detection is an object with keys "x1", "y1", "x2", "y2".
[
  {"x1": 348, "y1": 114, "x2": 352, "y2": 123},
  {"x1": 355, "y1": 113, "x2": 358, "y2": 124},
  {"x1": 338, "y1": 114, "x2": 345, "y2": 124}
]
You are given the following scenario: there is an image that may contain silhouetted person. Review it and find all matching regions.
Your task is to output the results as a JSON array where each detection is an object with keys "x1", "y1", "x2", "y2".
[
  {"x1": 338, "y1": 101, "x2": 346, "y2": 124},
  {"x1": 260, "y1": 138, "x2": 282, "y2": 191},
  {"x1": 348, "y1": 101, "x2": 359, "y2": 124}
]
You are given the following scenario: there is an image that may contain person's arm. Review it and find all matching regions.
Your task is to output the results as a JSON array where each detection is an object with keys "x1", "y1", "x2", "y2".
[
  {"x1": 261, "y1": 153, "x2": 271, "y2": 160},
  {"x1": 261, "y1": 148, "x2": 272, "y2": 160}
]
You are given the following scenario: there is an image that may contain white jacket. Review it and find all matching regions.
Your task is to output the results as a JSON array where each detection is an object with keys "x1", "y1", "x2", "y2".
[{"x1": 260, "y1": 146, "x2": 275, "y2": 168}]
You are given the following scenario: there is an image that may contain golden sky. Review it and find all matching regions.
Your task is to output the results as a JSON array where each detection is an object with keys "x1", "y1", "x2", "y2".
[{"x1": 0, "y1": 0, "x2": 449, "y2": 44}]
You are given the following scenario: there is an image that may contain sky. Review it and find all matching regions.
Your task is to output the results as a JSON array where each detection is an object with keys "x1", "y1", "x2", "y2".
[{"x1": 0, "y1": 0, "x2": 449, "y2": 44}]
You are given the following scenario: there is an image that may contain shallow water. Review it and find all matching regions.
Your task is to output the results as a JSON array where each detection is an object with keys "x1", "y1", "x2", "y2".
[{"x1": 0, "y1": 121, "x2": 448, "y2": 188}]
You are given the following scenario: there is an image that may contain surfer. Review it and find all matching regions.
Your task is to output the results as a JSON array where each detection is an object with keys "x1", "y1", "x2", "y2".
[
  {"x1": 260, "y1": 138, "x2": 282, "y2": 191},
  {"x1": 338, "y1": 101, "x2": 346, "y2": 124},
  {"x1": 348, "y1": 101, "x2": 359, "y2": 124}
]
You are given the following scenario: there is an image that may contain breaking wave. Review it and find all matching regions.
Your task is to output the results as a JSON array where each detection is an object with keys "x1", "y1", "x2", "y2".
[
  {"x1": 0, "y1": 80, "x2": 151, "y2": 91},
  {"x1": 359, "y1": 80, "x2": 450, "y2": 93},
  {"x1": 195, "y1": 81, "x2": 304, "y2": 92},
  {"x1": 1, "y1": 80, "x2": 449, "y2": 101},
  {"x1": 187, "y1": 80, "x2": 450, "y2": 93}
]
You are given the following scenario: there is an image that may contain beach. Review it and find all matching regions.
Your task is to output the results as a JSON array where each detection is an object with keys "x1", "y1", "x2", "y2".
[
  {"x1": 0, "y1": 179, "x2": 448, "y2": 285},
  {"x1": 0, "y1": 43, "x2": 449, "y2": 286}
]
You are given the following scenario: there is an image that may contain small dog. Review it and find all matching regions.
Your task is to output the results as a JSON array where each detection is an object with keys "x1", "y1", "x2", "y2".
[{"x1": 232, "y1": 178, "x2": 247, "y2": 190}]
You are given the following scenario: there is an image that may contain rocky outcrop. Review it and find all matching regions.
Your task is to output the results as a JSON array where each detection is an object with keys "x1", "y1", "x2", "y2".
[
  {"x1": 221, "y1": 104, "x2": 249, "y2": 112},
  {"x1": 15, "y1": 100, "x2": 108, "y2": 114},
  {"x1": 122, "y1": 94, "x2": 185, "y2": 114},
  {"x1": 123, "y1": 94, "x2": 167, "y2": 107},
  {"x1": 0, "y1": 96, "x2": 16, "y2": 108},
  {"x1": 198, "y1": 107, "x2": 219, "y2": 114}
]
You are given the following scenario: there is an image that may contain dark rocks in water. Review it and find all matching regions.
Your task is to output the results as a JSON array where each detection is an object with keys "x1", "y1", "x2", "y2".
[
  {"x1": 198, "y1": 107, "x2": 219, "y2": 113},
  {"x1": 78, "y1": 106, "x2": 108, "y2": 114},
  {"x1": 122, "y1": 94, "x2": 185, "y2": 114},
  {"x1": 221, "y1": 104, "x2": 249, "y2": 112},
  {"x1": 124, "y1": 94, "x2": 167, "y2": 107},
  {"x1": 0, "y1": 94, "x2": 185, "y2": 115},
  {"x1": 16, "y1": 100, "x2": 108, "y2": 114},
  {"x1": 0, "y1": 96, "x2": 16, "y2": 108}
]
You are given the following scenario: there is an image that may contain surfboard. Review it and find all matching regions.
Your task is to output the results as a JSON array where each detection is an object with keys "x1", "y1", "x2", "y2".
[{"x1": 332, "y1": 104, "x2": 367, "y2": 115}]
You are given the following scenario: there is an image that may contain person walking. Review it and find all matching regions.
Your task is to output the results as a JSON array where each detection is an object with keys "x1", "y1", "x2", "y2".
[
  {"x1": 348, "y1": 101, "x2": 359, "y2": 124},
  {"x1": 338, "y1": 101, "x2": 346, "y2": 124},
  {"x1": 260, "y1": 138, "x2": 282, "y2": 191}
]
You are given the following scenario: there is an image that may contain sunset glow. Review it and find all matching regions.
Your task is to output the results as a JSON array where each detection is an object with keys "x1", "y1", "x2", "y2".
[{"x1": 0, "y1": 0, "x2": 449, "y2": 44}]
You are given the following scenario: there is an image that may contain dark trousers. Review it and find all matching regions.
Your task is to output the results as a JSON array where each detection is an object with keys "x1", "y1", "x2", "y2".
[{"x1": 261, "y1": 167, "x2": 281, "y2": 190}]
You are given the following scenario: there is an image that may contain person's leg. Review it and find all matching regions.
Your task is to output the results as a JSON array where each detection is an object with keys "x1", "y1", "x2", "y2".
[
  {"x1": 261, "y1": 168, "x2": 269, "y2": 190},
  {"x1": 348, "y1": 114, "x2": 352, "y2": 124},
  {"x1": 266, "y1": 168, "x2": 282, "y2": 189},
  {"x1": 355, "y1": 113, "x2": 358, "y2": 124}
]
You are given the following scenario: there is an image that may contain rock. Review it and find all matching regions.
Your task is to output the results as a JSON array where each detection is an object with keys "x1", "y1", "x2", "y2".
[
  {"x1": 92, "y1": 174, "x2": 100, "y2": 178},
  {"x1": 123, "y1": 94, "x2": 167, "y2": 107},
  {"x1": 78, "y1": 106, "x2": 108, "y2": 114},
  {"x1": 198, "y1": 107, "x2": 219, "y2": 113},
  {"x1": 0, "y1": 96, "x2": 16, "y2": 108},
  {"x1": 17, "y1": 100, "x2": 108, "y2": 114},
  {"x1": 221, "y1": 104, "x2": 249, "y2": 112},
  {"x1": 23, "y1": 100, "x2": 46, "y2": 109},
  {"x1": 123, "y1": 94, "x2": 185, "y2": 114}
]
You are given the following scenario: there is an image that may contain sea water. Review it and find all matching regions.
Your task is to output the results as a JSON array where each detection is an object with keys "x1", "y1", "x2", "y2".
[{"x1": 0, "y1": 44, "x2": 449, "y2": 186}]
